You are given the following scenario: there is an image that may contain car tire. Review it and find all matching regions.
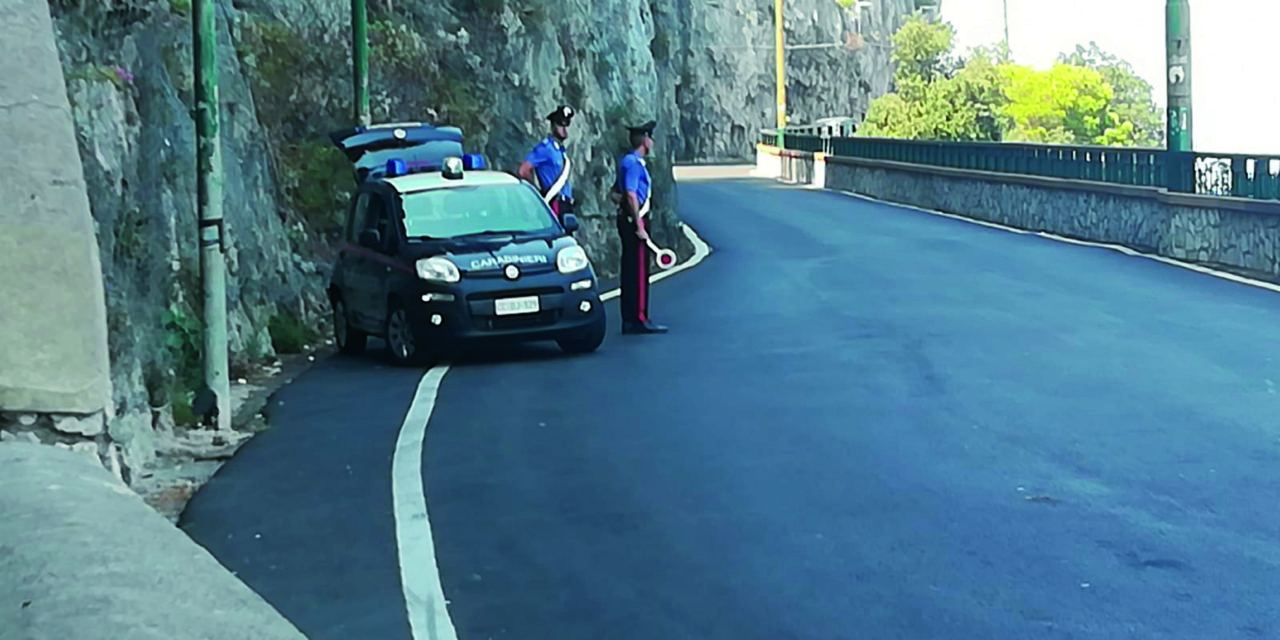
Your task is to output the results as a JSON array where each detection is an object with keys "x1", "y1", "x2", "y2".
[
  {"x1": 333, "y1": 297, "x2": 367, "y2": 355},
  {"x1": 557, "y1": 312, "x2": 606, "y2": 354},
  {"x1": 384, "y1": 301, "x2": 436, "y2": 366}
]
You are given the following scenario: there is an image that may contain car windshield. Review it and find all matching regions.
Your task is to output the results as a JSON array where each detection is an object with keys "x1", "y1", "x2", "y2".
[{"x1": 400, "y1": 183, "x2": 556, "y2": 239}]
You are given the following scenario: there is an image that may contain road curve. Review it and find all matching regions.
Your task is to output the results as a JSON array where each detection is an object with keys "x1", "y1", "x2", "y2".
[{"x1": 185, "y1": 175, "x2": 1280, "y2": 640}]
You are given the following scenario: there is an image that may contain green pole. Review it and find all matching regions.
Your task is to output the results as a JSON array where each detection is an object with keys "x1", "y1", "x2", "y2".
[
  {"x1": 1166, "y1": 0, "x2": 1192, "y2": 151},
  {"x1": 353, "y1": 0, "x2": 370, "y2": 127},
  {"x1": 1165, "y1": 0, "x2": 1193, "y2": 192},
  {"x1": 192, "y1": 0, "x2": 230, "y2": 429}
]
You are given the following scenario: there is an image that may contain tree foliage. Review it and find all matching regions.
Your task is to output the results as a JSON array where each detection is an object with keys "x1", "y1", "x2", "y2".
[
  {"x1": 889, "y1": 14, "x2": 956, "y2": 86},
  {"x1": 1057, "y1": 41, "x2": 1165, "y2": 147},
  {"x1": 860, "y1": 18, "x2": 1164, "y2": 147},
  {"x1": 1001, "y1": 63, "x2": 1115, "y2": 144},
  {"x1": 861, "y1": 18, "x2": 1005, "y2": 141}
]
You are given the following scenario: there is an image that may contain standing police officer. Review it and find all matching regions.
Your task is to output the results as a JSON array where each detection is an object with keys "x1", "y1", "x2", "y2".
[
  {"x1": 518, "y1": 104, "x2": 575, "y2": 221},
  {"x1": 614, "y1": 120, "x2": 668, "y2": 335}
]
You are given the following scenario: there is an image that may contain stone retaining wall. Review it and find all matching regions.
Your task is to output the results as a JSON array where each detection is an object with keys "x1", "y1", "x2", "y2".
[
  {"x1": 0, "y1": 0, "x2": 112, "y2": 418},
  {"x1": 755, "y1": 145, "x2": 1280, "y2": 283}
]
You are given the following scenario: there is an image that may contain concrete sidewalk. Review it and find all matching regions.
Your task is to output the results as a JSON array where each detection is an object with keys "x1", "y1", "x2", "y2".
[{"x1": 0, "y1": 443, "x2": 306, "y2": 640}]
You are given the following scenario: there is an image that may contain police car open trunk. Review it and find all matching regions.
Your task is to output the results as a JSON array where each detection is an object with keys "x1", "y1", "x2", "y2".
[{"x1": 329, "y1": 122, "x2": 466, "y2": 183}]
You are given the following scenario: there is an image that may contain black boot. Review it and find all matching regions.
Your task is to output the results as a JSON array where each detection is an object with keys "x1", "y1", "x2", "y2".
[
  {"x1": 623, "y1": 320, "x2": 668, "y2": 334},
  {"x1": 641, "y1": 320, "x2": 668, "y2": 333}
]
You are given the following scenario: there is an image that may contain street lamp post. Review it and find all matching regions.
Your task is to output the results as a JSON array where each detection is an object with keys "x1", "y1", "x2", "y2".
[
  {"x1": 1002, "y1": 0, "x2": 1010, "y2": 60},
  {"x1": 192, "y1": 0, "x2": 230, "y2": 430},
  {"x1": 1165, "y1": 0, "x2": 1193, "y2": 192},
  {"x1": 353, "y1": 0, "x2": 370, "y2": 127},
  {"x1": 775, "y1": 0, "x2": 786, "y2": 149},
  {"x1": 1165, "y1": 0, "x2": 1192, "y2": 151}
]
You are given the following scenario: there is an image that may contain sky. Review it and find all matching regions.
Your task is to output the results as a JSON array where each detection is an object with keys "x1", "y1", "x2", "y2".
[{"x1": 939, "y1": 0, "x2": 1280, "y2": 155}]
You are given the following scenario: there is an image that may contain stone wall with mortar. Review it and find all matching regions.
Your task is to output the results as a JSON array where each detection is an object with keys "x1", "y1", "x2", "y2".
[{"x1": 759, "y1": 146, "x2": 1280, "y2": 284}]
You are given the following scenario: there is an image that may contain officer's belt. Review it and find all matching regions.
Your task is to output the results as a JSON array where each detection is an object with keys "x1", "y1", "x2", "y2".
[{"x1": 618, "y1": 194, "x2": 651, "y2": 224}]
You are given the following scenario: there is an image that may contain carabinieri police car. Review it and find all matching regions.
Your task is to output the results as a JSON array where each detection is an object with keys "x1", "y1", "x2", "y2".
[{"x1": 326, "y1": 122, "x2": 606, "y2": 365}]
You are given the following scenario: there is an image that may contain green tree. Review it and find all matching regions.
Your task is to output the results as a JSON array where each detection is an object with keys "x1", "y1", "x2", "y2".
[
  {"x1": 1057, "y1": 41, "x2": 1164, "y2": 147},
  {"x1": 952, "y1": 45, "x2": 1013, "y2": 140},
  {"x1": 858, "y1": 18, "x2": 1165, "y2": 148},
  {"x1": 889, "y1": 14, "x2": 956, "y2": 86},
  {"x1": 860, "y1": 19, "x2": 1008, "y2": 141},
  {"x1": 1000, "y1": 62, "x2": 1116, "y2": 144}
]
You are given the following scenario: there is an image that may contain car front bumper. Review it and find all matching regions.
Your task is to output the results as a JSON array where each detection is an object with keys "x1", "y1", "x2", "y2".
[{"x1": 401, "y1": 270, "x2": 602, "y2": 343}]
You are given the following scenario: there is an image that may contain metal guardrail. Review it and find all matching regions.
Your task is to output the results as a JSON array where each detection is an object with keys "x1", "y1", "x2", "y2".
[
  {"x1": 1200, "y1": 155, "x2": 1280, "y2": 200},
  {"x1": 761, "y1": 129, "x2": 1280, "y2": 202}
]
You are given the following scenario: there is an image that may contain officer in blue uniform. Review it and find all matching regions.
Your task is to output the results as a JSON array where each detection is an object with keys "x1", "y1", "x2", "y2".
[
  {"x1": 518, "y1": 105, "x2": 575, "y2": 220},
  {"x1": 614, "y1": 120, "x2": 667, "y2": 335}
]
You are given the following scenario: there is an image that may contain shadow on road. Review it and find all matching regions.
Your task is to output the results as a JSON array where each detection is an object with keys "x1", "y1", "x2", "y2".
[
  {"x1": 326, "y1": 336, "x2": 576, "y2": 374},
  {"x1": 447, "y1": 341, "x2": 572, "y2": 367}
]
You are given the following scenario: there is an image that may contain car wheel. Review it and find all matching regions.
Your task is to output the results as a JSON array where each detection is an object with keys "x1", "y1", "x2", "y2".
[
  {"x1": 557, "y1": 312, "x2": 606, "y2": 354},
  {"x1": 384, "y1": 301, "x2": 435, "y2": 366},
  {"x1": 333, "y1": 298, "x2": 367, "y2": 355}
]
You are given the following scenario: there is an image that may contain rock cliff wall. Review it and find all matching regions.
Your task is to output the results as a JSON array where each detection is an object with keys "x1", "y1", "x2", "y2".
[{"x1": 672, "y1": 0, "x2": 911, "y2": 160}]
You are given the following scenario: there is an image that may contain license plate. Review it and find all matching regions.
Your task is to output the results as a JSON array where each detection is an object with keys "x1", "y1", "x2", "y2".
[{"x1": 494, "y1": 296, "x2": 540, "y2": 316}]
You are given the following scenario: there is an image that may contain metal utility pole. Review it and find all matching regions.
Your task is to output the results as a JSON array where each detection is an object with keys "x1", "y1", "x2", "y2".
[
  {"x1": 774, "y1": 0, "x2": 786, "y2": 148},
  {"x1": 1002, "y1": 0, "x2": 1010, "y2": 60},
  {"x1": 1165, "y1": 0, "x2": 1193, "y2": 192},
  {"x1": 1165, "y1": 0, "x2": 1192, "y2": 151},
  {"x1": 192, "y1": 0, "x2": 230, "y2": 429},
  {"x1": 353, "y1": 0, "x2": 370, "y2": 126}
]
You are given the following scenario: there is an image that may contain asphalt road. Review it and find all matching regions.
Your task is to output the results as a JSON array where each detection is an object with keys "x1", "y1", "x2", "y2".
[{"x1": 183, "y1": 176, "x2": 1280, "y2": 640}]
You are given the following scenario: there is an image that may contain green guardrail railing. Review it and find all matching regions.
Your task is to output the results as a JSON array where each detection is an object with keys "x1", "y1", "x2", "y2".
[{"x1": 760, "y1": 129, "x2": 1280, "y2": 202}]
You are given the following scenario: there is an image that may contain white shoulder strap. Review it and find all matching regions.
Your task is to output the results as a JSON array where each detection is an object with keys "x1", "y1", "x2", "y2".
[
  {"x1": 542, "y1": 151, "x2": 571, "y2": 203},
  {"x1": 635, "y1": 160, "x2": 651, "y2": 217}
]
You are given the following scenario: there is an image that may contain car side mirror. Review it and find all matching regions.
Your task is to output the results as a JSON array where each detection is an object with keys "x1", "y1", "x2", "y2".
[
  {"x1": 359, "y1": 228, "x2": 381, "y2": 249},
  {"x1": 561, "y1": 213, "x2": 580, "y2": 234}
]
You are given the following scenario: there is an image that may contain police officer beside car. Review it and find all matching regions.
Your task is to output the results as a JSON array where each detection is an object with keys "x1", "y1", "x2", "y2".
[
  {"x1": 518, "y1": 104, "x2": 576, "y2": 221},
  {"x1": 613, "y1": 120, "x2": 668, "y2": 335}
]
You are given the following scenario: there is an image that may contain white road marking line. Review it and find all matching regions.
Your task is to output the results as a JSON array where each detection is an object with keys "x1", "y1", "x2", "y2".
[
  {"x1": 600, "y1": 222, "x2": 714, "y2": 301},
  {"x1": 393, "y1": 221, "x2": 712, "y2": 640},
  {"x1": 392, "y1": 365, "x2": 457, "y2": 640},
  {"x1": 829, "y1": 188, "x2": 1280, "y2": 296}
]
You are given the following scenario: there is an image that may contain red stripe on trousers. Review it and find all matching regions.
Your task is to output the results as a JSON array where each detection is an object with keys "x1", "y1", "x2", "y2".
[{"x1": 638, "y1": 218, "x2": 648, "y2": 322}]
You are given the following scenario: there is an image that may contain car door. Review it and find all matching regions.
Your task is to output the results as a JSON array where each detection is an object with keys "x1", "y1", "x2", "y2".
[
  {"x1": 337, "y1": 191, "x2": 374, "y2": 329},
  {"x1": 346, "y1": 191, "x2": 389, "y2": 331},
  {"x1": 360, "y1": 191, "x2": 398, "y2": 331}
]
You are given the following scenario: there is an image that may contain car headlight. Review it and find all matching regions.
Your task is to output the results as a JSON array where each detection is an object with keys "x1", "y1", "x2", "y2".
[
  {"x1": 556, "y1": 245, "x2": 590, "y2": 274},
  {"x1": 416, "y1": 256, "x2": 460, "y2": 283}
]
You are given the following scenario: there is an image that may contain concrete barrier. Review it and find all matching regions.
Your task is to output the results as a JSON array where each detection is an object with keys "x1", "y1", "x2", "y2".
[
  {"x1": 812, "y1": 152, "x2": 827, "y2": 190},
  {"x1": 757, "y1": 145, "x2": 817, "y2": 185},
  {"x1": 760, "y1": 144, "x2": 1280, "y2": 284},
  {"x1": 780, "y1": 150, "x2": 815, "y2": 185},
  {"x1": 0, "y1": 443, "x2": 306, "y2": 640},
  {"x1": 753, "y1": 143, "x2": 781, "y2": 179},
  {"x1": 0, "y1": 0, "x2": 112, "y2": 415}
]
